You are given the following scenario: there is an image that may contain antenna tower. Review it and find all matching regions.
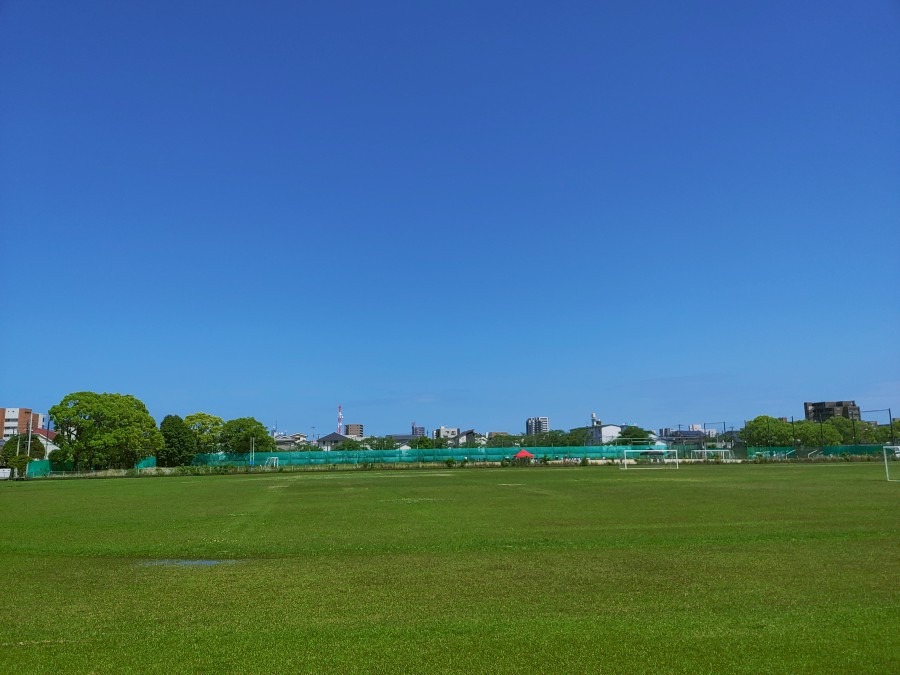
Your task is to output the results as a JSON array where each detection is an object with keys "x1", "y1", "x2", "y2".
[{"x1": 337, "y1": 405, "x2": 343, "y2": 435}]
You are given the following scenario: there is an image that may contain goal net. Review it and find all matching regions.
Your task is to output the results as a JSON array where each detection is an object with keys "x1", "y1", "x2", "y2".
[
  {"x1": 264, "y1": 457, "x2": 279, "y2": 469},
  {"x1": 620, "y1": 448, "x2": 679, "y2": 470},
  {"x1": 884, "y1": 446, "x2": 899, "y2": 482}
]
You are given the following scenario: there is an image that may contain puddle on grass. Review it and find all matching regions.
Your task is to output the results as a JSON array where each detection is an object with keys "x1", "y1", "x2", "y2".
[{"x1": 140, "y1": 559, "x2": 241, "y2": 567}]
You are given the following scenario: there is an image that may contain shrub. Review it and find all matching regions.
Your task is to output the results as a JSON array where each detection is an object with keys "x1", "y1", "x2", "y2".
[
  {"x1": 6, "y1": 454, "x2": 30, "y2": 479},
  {"x1": 445, "y1": 458, "x2": 456, "y2": 468}
]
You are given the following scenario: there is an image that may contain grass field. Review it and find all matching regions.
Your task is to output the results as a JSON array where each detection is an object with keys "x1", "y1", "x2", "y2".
[{"x1": 1, "y1": 464, "x2": 898, "y2": 673}]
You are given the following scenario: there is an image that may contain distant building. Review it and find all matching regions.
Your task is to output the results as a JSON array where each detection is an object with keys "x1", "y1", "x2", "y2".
[
  {"x1": 345, "y1": 423, "x2": 364, "y2": 438},
  {"x1": 456, "y1": 429, "x2": 482, "y2": 446},
  {"x1": 598, "y1": 424, "x2": 623, "y2": 443},
  {"x1": 317, "y1": 432, "x2": 349, "y2": 451},
  {"x1": 411, "y1": 423, "x2": 425, "y2": 437},
  {"x1": 273, "y1": 432, "x2": 308, "y2": 450},
  {"x1": 486, "y1": 431, "x2": 509, "y2": 440},
  {"x1": 433, "y1": 426, "x2": 459, "y2": 440},
  {"x1": 32, "y1": 428, "x2": 59, "y2": 458},
  {"x1": 1, "y1": 407, "x2": 46, "y2": 441},
  {"x1": 804, "y1": 401, "x2": 860, "y2": 422},
  {"x1": 525, "y1": 417, "x2": 550, "y2": 435}
]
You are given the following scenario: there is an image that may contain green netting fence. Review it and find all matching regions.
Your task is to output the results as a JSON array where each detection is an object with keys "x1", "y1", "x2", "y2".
[
  {"x1": 191, "y1": 446, "x2": 662, "y2": 468},
  {"x1": 25, "y1": 456, "x2": 156, "y2": 478},
  {"x1": 26, "y1": 459, "x2": 51, "y2": 478},
  {"x1": 748, "y1": 445, "x2": 885, "y2": 458}
]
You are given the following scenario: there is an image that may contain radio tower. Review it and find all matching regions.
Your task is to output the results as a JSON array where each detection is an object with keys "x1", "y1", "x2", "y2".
[{"x1": 337, "y1": 405, "x2": 343, "y2": 435}]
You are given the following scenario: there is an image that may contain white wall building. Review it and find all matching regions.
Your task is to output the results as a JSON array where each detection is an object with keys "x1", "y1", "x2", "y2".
[{"x1": 433, "y1": 426, "x2": 459, "y2": 440}]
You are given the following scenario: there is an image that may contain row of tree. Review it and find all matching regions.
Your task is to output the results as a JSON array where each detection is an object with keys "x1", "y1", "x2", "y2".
[
  {"x1": 740, "y1": 415, "x2": 899, "y2": 447},
  {"x1": 46, "y1": 392, "x2": 275, "y2": 471},
  {"x1": 8, "y1": 391, "x2": 895, "y2": 473}
]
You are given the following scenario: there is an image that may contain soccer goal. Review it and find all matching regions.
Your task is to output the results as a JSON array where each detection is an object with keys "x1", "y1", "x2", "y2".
[
  {"x1": 696, "y1": 448, "x2": 735, "y2": 462},
  {"x1": 883, "y1": 446, "x2": 899, "y2": 482},
  {"x1": 264, "y1": 457, "x2": 279, "y2": 469},
  {"x1": 619, "y1": 448, "x2": 679, "y2": 470}
]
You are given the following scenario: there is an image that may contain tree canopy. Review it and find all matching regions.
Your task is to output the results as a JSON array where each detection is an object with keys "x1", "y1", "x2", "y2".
[
  {"x1": 49, "y1": 392, "x2": 163, "y2": 470},
  {"x1": 366, "y1": 436, "x2": 396, "y2": 450},
  {"x1": 158, "y1": 415, "x2": 199, "y2": 467},
  {"x1": 219, "y1": 417, "x2": 275, "y2": 454},
  {"x1": 740, "y1": 416, "x2": 793, "y2": 447},
  {"x1": 740, "y1": 414, "x2": 894, "y2": 447},
  {"x1": 183, "y1": 412, "x2": 224, "y2": 453},
  {"x1": 0, "y1": 434, "x2": 46, "y2": 463},
  {"x1": 792, "y1": 420, "x2": 841, "y2": 447},
  {"x1": 617, "y1": 426, "x2": 652, "y2": 442}
]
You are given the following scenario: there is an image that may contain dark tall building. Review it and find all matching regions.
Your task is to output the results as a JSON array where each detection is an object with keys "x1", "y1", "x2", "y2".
[
  {"x1": 804, "y1": 401, "x2": 861, "y2": 422},
  {"x1": 411, "y1": 423, "x2": 425, "y2": 437},
  {"x1": 526, "y1": 417, "x2": 550, "y2": 435}
]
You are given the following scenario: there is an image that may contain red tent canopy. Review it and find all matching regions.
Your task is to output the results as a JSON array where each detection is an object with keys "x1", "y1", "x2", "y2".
[{"x1": 514, "y1": 449, "x2": 534, "y2": 459}]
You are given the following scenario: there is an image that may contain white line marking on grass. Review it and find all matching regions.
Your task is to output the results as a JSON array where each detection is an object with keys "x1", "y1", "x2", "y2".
[{"x1": 498, "y1": 483, "x2": 524, "y2": 486}]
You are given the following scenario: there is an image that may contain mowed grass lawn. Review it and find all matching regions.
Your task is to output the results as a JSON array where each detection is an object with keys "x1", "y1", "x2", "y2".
[{"x1": 1, "y1": 464, "x2": 898, "y2": 673}]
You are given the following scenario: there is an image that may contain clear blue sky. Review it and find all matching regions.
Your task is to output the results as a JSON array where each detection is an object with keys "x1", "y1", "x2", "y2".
[{"x1": 2, "y1": 1, "x2": 898, "y2": 436}]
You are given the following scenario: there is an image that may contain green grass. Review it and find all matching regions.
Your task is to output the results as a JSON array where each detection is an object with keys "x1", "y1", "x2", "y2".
[{"x1": 1, "y1": 464, "x2": 898, "y2": 673}]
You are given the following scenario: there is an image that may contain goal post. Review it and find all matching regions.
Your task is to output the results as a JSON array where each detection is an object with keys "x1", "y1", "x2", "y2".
[
  {"x1": 884, "y1": 446, "x2": 899, "y2": 482},
  {"x1": 620, "y1": 447, "x2": 679, "y2": 470},
  {"x1": 264, "y1": 456, "x2": 279, "y2": 469}
]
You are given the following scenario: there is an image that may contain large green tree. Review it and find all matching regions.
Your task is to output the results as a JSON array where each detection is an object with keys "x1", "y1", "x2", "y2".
[
  {"x1": 158, "y1": 415, "x2": 199, "y2": 467},
  {"x1": 793, "y1": 420, "x2": 841, "y2": 447},
  {"x1": 49, "y1": 392, "x2": 164, "y2": 470},
  {"x1": 740, "y1": 416, "x2": 793, "y2": 447},
  {"x1": 183, "y1": 412, "x2": 224, "y2": 453},
  {"x1": 219, "y1": 417, "x2": 275, "y2": 453},
  {"x1": 826, "y1": 417, "x2": 877, "y2": 445}
]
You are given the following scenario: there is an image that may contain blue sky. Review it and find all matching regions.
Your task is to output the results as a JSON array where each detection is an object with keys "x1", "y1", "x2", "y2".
[{"x1": 2, "y1": 1, "x2": 898, "y2": 436}]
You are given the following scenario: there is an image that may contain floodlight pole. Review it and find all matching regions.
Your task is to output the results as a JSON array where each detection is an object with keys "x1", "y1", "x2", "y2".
[{"x1": 790, "y1": 416, "x2": 796, "y2": 448}]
